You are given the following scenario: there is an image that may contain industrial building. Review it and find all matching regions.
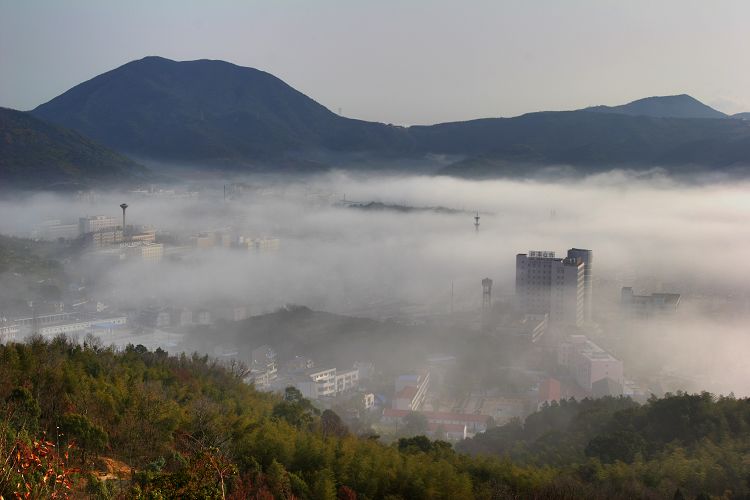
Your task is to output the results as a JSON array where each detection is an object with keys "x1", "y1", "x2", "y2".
[
  {"x1": 381, "y1": 408, "x2": 492, "y2": 435},
  {"x1": 12, "y1": 314, "x2": 127, "y2": 338},
  {"x1": 621, "y1": 287, "x2": 681, "y2": 318}
]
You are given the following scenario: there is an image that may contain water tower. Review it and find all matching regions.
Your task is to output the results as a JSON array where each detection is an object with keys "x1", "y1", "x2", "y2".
[{"x1": 120, "y1": 203, "x2": 128, "y2": 240}]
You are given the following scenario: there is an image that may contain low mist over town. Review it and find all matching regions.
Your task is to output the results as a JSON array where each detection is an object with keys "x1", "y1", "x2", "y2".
[{"x1": 2, "y1": 1, "x2": 750, "y2": 498}]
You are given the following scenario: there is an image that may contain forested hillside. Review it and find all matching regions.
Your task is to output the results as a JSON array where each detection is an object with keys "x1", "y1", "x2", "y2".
[
  {"x1": 0, "y1": 107, "x2": 147, "y2": 189},
  {"x1": 458, "y1": 394, "x2": 750, "y2": 497},
  {"x1": 1, "y1": 338, "x2": 747, "y2": 499}
]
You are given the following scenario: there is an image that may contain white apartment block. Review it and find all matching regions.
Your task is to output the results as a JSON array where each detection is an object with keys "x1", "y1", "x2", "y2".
[
  {"x1": 296, "y1": 367, "x2": 360, "y2": 400},
  {"x1": 122, "y1": 242, "x2": 164, "y2": 262},
  {"x1": 34, "y1": 220, "x2": 79, "y2": 240},
  {"x1": 335, "y1": 368, "x2": 359, "y2": 393},
  {"x1": 516, "y1": 250, "x2": 586, "y2": 327}
]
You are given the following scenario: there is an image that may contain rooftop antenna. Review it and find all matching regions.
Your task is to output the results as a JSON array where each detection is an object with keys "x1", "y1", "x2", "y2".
[
  {"x1": 474, "y1": 212, "x2": 480, "y2": 232},
  {"x1": 29, "y1": 300, "x2": 37, "y2": 336},
  {"x1": 120, "y1": 203, "x2": 128, "y2": 241}
]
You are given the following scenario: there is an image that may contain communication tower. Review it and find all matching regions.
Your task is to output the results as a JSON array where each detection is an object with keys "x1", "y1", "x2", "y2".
[{"x1": 482, "y1": 278, "x2": 493, "y2": 310}]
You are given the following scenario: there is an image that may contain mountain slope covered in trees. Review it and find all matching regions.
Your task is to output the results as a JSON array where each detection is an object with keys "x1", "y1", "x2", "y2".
[{"x1": 0, "y1": 107, "x2": 147, "y2": 189}]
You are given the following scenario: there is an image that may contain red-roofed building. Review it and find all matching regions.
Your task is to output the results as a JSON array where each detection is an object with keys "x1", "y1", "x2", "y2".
[
  {"x1": 382, "y1": 408, "x2": 492, "y2": 434},
  {"x1": 427, "y1": 422, "x2": 467, "y2": 441},
  {"x1": 392, "y1": 370, "x2": 430, "y2": 411},
  {"x1": 393, "y1": 386, "x2": 419, "y2": 410}
]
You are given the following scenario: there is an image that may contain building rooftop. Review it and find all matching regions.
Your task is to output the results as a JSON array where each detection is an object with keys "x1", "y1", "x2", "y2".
[
  {"x1": 395, "y1": 386, "x2": 419, "y2": 400},
  {"x1": 427, "y1": 422, "x2": 466, "y2": 433},
  {"x1": 383, "y1": 408, "x2": 491, "y2": 423}
]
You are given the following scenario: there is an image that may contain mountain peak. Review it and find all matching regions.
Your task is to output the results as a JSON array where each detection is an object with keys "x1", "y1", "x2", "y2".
[{"x1": 585, "y1": 94, "x2": 727, "y2": 119}]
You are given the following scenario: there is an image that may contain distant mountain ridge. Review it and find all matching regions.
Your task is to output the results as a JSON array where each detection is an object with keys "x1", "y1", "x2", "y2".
[
  {"x1": 584, "y1": 94, "x2": 728, "y2": 119},
  {"x1": 32, "y1": 56, "x2": 410, "y2": 164},
  {"x1": 0, "y1": 107, "x2": 147, "y2": 189},
  {"x1": 27, "y1": 57, "x2": 750, "y2": 177}
]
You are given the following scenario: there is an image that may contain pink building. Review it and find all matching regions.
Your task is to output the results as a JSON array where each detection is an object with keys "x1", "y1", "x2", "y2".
[{"x1": 559, "y1": 335, "x2": 623, "y2": 394}]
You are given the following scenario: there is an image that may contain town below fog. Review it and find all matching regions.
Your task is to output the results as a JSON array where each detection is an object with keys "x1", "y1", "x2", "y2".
[{"x1": 1, "y1": 173, "x2": 748, "y2": 443}]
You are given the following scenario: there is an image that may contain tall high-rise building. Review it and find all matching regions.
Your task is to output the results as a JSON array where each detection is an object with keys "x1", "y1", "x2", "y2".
[
  {"x1": 566, "y1": 248, "x2": 593, "y2": 322},
  {"x1": 516, "y1": 250, "x2": 585, "y2": 326}
]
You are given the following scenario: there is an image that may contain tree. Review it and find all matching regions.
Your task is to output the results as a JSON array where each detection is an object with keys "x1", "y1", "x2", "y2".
[
  {"x1": 60, "y1": 412, "x2": 108, "y2": 463},
  {"x1": 321, "y1": 410, "x2": 349, "y2": 438},
  {"x1": 337, "y1": 485, "x2": 357, "y2": 500},
  {"x1": 5, "y1": 386, "x2": 41, "y2": 433},
  {"x1": 402, "y1": 411, "x2": 428, "y2": 436},
  {"x1": 585, "y1": 430, "x2": 646, "y2": 463},
  {"x1": 398, "y1": 435, "x2": 433, "y2": 454},
  {"x1": 272, "y1": 387, "x2": 319, "y2": 429},
  {"x1": 266, "y1": 459, "x2": 292, "y2": 499},
  {"x1": 311, "y1": 468, "x2": 337, "y2": 500}
]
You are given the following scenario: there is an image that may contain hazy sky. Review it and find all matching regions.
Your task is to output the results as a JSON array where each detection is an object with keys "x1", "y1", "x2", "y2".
[{"x1": 2, "y1": 0, "x2": 749, "y2": 125}]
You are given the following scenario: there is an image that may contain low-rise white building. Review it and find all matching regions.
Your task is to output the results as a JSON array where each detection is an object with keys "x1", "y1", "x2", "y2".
[
  {"x1": 79, "y1": 215, "x2": 118, "y2": 235},
  {"x1": 248, "y1": 345, "x2": 278, "y2": 390},
  {"x1": 122, "y1": 242, "x2": 163, "y2": 262},
  {"x1": 0, "y1": 322, "x2": 19, "y2": 343},
  {"x1": 36, "y1": 316, "x2": 127, "y2": 337},
  {"x1": 294, "y1": 367, "x2": 360, "y2": 400}
]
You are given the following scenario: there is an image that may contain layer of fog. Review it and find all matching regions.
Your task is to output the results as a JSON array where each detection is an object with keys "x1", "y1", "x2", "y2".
[{"x1": 1, "y1": 171, "x2": 749, "y2": 394}]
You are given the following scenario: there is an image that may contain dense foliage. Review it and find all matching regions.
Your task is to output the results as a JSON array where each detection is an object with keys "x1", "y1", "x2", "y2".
[
  {"x1": 459, "y1": 394, "x2": 750, "y2": 497},
  {"x1": 0, "y1": 338, "x2": 554, "y2": 499},
  {"x1": 1, "y1": 337, "x2": 747, "y2": 498}
]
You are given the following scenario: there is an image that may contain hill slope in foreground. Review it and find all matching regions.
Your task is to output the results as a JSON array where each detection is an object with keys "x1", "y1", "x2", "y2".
[{"x1": 1, "y1": 338, "x2": 749, "y2": 498}]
